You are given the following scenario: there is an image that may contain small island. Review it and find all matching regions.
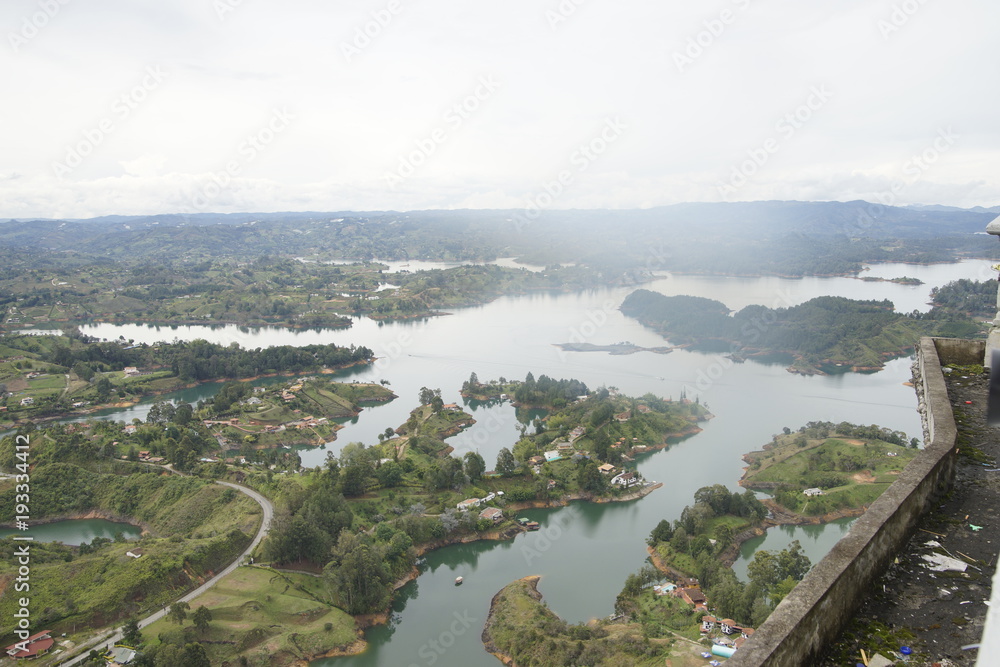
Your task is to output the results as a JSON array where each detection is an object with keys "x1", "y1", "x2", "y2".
[
  {"x1": 554, "y1": 341, "x2": 674, "y2": 355},
  {"x1": 740, "y1": 421, "x2": 919, "y2": 519},
  {"x1": 858, "y1": 275, "x2": 924, "y2": 285}
]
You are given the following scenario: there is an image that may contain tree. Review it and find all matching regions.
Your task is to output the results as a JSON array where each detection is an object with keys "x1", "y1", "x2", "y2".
[
  {"x1": 191, "y1": 605, "x2": 212, "y2": 634},
  {"x1": 181, "y1": 643, "x2": 211, "y2": 667},
  {"x1": 167, "y1": 601, "x2": 189, "y2": 625},
  {"x1": 463, "y1": 451, "x2": 486, "y2": 482},
  {"x1": 577, "y1": 460, "x2": 605, "y2": 494},
  {"x1": 340, "y1": 462, "x2": 371, "y2": 497},
  {"x1": 495, "y1": 447, "x2": 516, "y2": 476},
  {"x1": 121, "y1": 617, "x2": 142, "y2": 646},
  {"x1": 376, "y1": 461, "x2": 403, "y2": 487},
  {"x1": 325, "y1": 533, "x2": 391, "y2": 614},
  {"x1": 418, "y1": 386, "x2": 441, "y2": 406},
  {"x1": 647, "y1": 519, "x2": 673, "y2": 546}
]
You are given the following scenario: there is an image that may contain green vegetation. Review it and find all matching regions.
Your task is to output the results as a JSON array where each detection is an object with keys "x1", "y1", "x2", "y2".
[
  {"x1": 0, "y1": 332, "x2": 373, "y2": 425},
  {"x1": 643, "y1": 481, "x2": 810, "y2": 630},
  {"x1": 0, "y1": 254, "x2": 618, "y2": 331},
  {"x1": 621, "y1": 290, "x2": 935, "y2": 372},
  {"x1": 929, "y1": 277, "x2": 996, "y2": 319},
  {"x1": 483, "y1": 576, "x2": 670, "y2": 667},
  {"x1": 742, "y1": 421, "x2": 918, "y2": 516},
  {"x1": 137, "y1": 566, "x2": 358, "y2": 667},
  {"x1": 0, "y1": 454, "x2": 260, "y2": 640},
  {"x1": 461, "y1": 372, "x2": 589, "y2": 408},
  {"x1": 201, "y1": 377, "x2": 395, "y2": 450}
]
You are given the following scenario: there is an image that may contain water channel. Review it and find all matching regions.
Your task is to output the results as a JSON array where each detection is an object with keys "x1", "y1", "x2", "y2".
[{"x1": 64, "y1": 259, "x2": 994, "y2": 666}]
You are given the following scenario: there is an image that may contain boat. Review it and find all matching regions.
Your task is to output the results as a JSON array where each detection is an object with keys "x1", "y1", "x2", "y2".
[{"x1": 455, "y1": 576, "x2": 463, "y2": 585}]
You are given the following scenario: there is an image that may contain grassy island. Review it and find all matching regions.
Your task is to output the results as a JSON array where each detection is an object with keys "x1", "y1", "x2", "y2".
[{"x1": 741, "y1": 421, "x2": 919, "y2": 517}]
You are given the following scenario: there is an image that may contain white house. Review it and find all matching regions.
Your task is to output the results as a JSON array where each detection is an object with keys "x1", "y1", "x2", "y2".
[
  {"x1": 19, "y1": 397, "x2": 33, "y2": 406},
  {"x1": 611, "y1": 471, "x2": 640, "y2": 487},
  {"x1": 457, "y1": 498, "x2": 481, "y2": 511},
  {"x1": 803, "y1": 488, "x2": 823, "y2": 497}
]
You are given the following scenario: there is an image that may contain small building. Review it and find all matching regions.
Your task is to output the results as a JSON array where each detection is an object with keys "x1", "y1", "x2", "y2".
[
  {"x1": 528, "y1": 455, "x2": 546, "y2": 466},
  {"x1": 611, "y1": 471, "x2": 639, "y2": 487},
  {"x1": 138, "y1": 451, "x2": 151, "y2": 460},
  {"x1": 614, "y1": 410, "x2": 631, "y2": 422},
  {"x1": 543, "y1": 450, "x2": 561, "y2": 463},
  {"x1": 479, "y1": 507, "x2": 503, "y2": 523},
  {"x1": 123, "y1": 366, "x2": 140, "y2": 377},
  {"x1": 456, "y1": 498, "x2": 481, "y2": 511},
  {"x1": 679, "y1": 587, "x2": 707, "y2": 609},
  {"x1": 701, "y1": 615, "x2": 717, "y2": 633},
  {"x1": 126, "y1": 549, "x2": 144, "y2": 559},
  {"x1": 598, "y1": 463, "x2": 616, "y2": 475},
  {"x1": 4, "y1": 630, "x2": 54, "y2": 659},
  {"x1": 19, "y1": 397, "x2": 33, "y2": 406},
  {"x1": 108, "y1": 645, "x2": 137, "y2": 664},
  {"x1": 554, "y1": 441, "x2": 574, "y2": 452},
  {"x1": 741, "y1": 627, "x2": 755, "y2": 639},
  {"x1": 569, "y1": 426, "x2": 586, "y2": 441},
  {"x1": 123, "y1": 424, "x2": 137, "y2": 434},
  {"x1": 720, "y1": 618, "x2": 738, "y2": 635},
  {"x1": 803, "y1": 488, "x2": 823, "y2": 497}
]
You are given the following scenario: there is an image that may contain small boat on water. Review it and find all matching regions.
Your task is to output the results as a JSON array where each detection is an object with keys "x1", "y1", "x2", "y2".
[{"x1": 455, "y1": 576, "x2": 463, "y2": 585}]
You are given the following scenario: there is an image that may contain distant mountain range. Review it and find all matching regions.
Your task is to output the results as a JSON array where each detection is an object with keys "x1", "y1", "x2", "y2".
[{"x1": 0, "y1": 201, "x2": 997, "y2": 267}]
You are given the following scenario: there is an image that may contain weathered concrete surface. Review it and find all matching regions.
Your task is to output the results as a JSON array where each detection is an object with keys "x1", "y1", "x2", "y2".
[{"x1": 728, "y1": 337, "x2": 966, "y2": 667}]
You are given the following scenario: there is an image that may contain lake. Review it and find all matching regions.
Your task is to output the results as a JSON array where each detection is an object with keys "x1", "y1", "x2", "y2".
[
  {"x1": 0, "y1": 518, "x2": 142, "y2": 545},
  {"x1": 66, "y1": 259, "x2": 993, "y2": 666}
]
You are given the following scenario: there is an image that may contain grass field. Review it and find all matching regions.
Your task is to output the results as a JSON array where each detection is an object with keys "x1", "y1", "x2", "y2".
[
  {"x1": 743, "y1": 434, "x2": 917, "y2": 515},
  {"x1": 143, "y1": 566, "x2": 358, "y2": 666}
]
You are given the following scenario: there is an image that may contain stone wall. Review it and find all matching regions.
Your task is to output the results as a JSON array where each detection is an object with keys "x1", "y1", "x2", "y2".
[{"x1": 728, "y1": 337, "x2": 975, "y2": 666}]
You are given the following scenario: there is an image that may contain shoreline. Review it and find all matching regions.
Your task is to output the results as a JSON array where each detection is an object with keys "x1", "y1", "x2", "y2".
[
  {"x1": 482, "y1": 575, "x2": 541, "y2": 667},
  {"x1": 647, "y1": 500, "x2": 867, "y2": 578},
  {"x1": 0, "y1": 508, "x2": 152, "y2": 534},
  {"x1": 302, "y1": 486, "x2": 664, "y2": 663}
]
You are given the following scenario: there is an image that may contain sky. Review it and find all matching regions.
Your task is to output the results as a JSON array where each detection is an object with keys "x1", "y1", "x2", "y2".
[{"x1": 1, "y1": 0, "x2": 998, "y2": 218}]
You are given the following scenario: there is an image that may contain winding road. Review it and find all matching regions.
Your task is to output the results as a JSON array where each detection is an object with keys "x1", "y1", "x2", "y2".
[{"x1": 56, "y1": 480, "x2": 274, "y2": 665}]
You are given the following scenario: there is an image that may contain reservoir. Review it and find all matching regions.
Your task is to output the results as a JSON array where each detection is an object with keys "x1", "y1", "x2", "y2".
[
  {"x1": 0, "y1": 519, "x2": 142, "y2": 545},
  {"x1": 66, "y1": 260, "x2": 992, "y2": 666}
]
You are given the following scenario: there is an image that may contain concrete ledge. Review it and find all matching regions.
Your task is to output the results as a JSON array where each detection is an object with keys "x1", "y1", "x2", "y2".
[{"x1": 728, "y1": 337, "x2": 963, "y2": 666}]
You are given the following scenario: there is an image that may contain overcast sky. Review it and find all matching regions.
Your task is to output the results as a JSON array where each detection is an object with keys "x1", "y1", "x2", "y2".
[{"x1": 1, "y1": 0, "x2": 997, "y2": 218}]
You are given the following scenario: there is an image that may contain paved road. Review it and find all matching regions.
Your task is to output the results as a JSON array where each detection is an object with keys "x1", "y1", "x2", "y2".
[{"x1": 56, "y1": 481, "x2": 274, "y2": 665}]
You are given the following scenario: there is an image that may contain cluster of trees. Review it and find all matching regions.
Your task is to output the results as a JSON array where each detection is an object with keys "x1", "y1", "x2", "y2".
[
  {"x1": 512, "y1": 372, "x2": 589, "y2": 408},
  {"x1": 29, "y1": 335, "x2": 373, "y2": 384},
  {"x1": 647, "y1": 484, "x2": 767, "y2": 559},
  {"x1": 793, "y1": 421, "x2": 916, "y2": 448},
  {"x1": 929, "y1": 278, "x2": 996, "y2": 319}
]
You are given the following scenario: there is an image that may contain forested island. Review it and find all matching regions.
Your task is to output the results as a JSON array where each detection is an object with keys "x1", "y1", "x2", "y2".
[{"x1": 621, "y1": 290, "x2": 935, "y2": 373}]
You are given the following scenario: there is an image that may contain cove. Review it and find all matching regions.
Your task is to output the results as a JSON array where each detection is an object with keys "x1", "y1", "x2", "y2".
[{"x1": 0, "y1": 519, "x2": 142, "y2": 545}]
